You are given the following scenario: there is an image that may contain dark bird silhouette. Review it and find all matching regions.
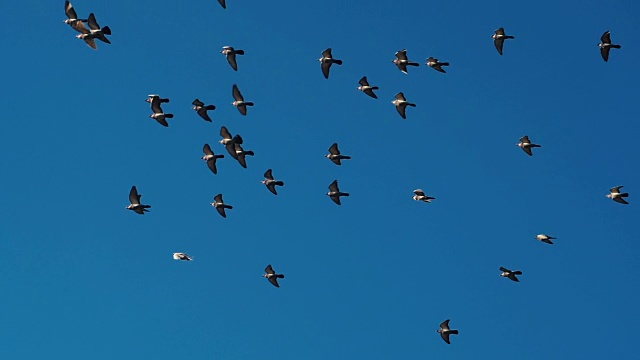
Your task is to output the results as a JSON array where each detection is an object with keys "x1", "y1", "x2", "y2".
[
  {"x1": 210, "y1": 194, "x2": 232, "y2": 218},
  {"x1": 607, "y1": 186, "x2": 629, "y2": 204},
  {"x1": 64, "y1": 1, "x2": 87, "y2": 32},
  {"x1": 192, "y1": 99, "x2": 216, "y2": 122},
  {"x1": 148, "y1": 94, "x2": 173, "y2": 127},
  {"x1": 500, "y1": 267, "x2": 522, "y2": 282},
  {"x1": 234, "y1": 142, "x2": 254, "y2": 168},
  {"x1": 262, "y1": 169, "x2": 285, "y2": 195},
  {"x1": 536, "y1": 234, "x2": 556, "y2": 245},
  {"x1": 202, "y1": 144, "x2": 224, "y2": 174},
  {"x1": 599, "y1": 31, "x2": 621, "y2": 62},
  {"x1": 327, "y1": 180, "x2": 349, "y2": 205},
  {"x1": 326, "y1": 143, "x2": 351, "y2": 165},
  {"x1": 126, "y1": 186, "x2": 151, "y2": 215},
  {"x1": 392, "y1": 92, "x2": 416, "y2": 119},
  {"x1": 492, "y1": 27, "x2": 514, "y2": 55},
  {"x1": 437, "y1": 320, "x2": 459, "y2": 344},
  {"x1": 393, "y1": 49, "x2": 420, "y2": 74},
  {"x1": 426, "y1": 57, "x2": 450, "y2": 73},
  {"x1": 357, "y1": 76, "x2": 379, "y2": 99},
  {"x1": 263, "y1": 264, "x2": 285, "y2": 287},
  {"x1": 232, "y1": 84, "x2": 254, "y2": 115},
  {"x1": 219, "y1": 126, "x2": 243, "y2": 158},
  {"x1": 319, "y1": 48, "x2": 343, "y2": 79},
  {"x1": 516, "y1": 135, "x2": 541, "y2": 156},
  {"x1": 221, "y1": 46, "x2": 245, "y2": 71}
]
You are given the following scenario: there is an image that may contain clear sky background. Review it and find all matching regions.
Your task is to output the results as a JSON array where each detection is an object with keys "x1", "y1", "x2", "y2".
[{"x1": 0, "y1": 0, "x2": 639, "y2": 358}]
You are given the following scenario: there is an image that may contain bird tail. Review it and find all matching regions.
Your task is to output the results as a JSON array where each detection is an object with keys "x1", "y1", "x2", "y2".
[
  {"x1": 372, "y1": 86, "x2": 379, "y2": 90},
  {"x1": 224, "y1": 205, "x2": 233, "y2": 209},
  {"x1": 612, "y1": 45, "x2": 621, "y2": 49},
  {"x1": 275, "y1": 181, "x2": 284, "y2": 186},
  {"x1": 513, "y1": 271, "x2": 523, "y2": 275},
  {"x1": 161, "y1": 98, "x2": 170, "y2": 103},
  {"x1": 277, "y1": 274, "x2": 285, "y2": 279},
  {"x1": 408, "y1": 62, "x2": 420, "y2": 66},
  {"x1": 449, "y1": 330, "x2": 459, "y2": 335},
  {"x1": 165, "y1": 114, "x2": 174, "y2": 118},
  {"x1": 506, "y1": 35, "x2": 514, "y2": 39},
  {"x1": 102, "y1": 26, "x2": 111, "y2": 35},
  {"x1": 441, "y1": 62, "x2": 450, "y2": 66},
  {"x1": 407, "y1": 103, "x2": 417, "y2": 107},
  {"x1": 205, "y1": 105, "x2": 216, "y2": 110},
  {"x1": 245, "y1": 151, "x2": 255, "y2": 156},
  {"x1": 235, "y1": 50, "x2": 245, "y2": 55},
  {"x1": 621, "y1": 193, "x2": 629, "y2": 197},
  {"x1": 549, "y1": 236, "x2": 557, "y2": 239},
  {"x1": 245, "y1": 102, "x2": 254, "y2": 107},
  {"x1": 532, "y1": 144, "x2": 541, "y2": 148},
  {"x1": 333, "y1": 59, "x2": 343, "y2": 65},
  {"x1": 342, "y1": 193, "x2": 350, "y2": 197}
]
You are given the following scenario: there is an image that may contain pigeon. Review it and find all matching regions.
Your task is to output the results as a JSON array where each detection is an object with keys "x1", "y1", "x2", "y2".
[
  {"x1": 232, "y1": 84, "x2": 254, "y2": 116},
  {"x1": 219, "y1": 126, "x2": 243, "y2": 158},
  {"x1": 319, "y1": 48, "x2": 343, "y2": 79},
  {"x1": 263, "y1": 264, "x2": 285, "y2": 288},
  {"x1": 516, "y1": 135, "x2": 541, "y2": 156},
  {"x1": 148, "y1": 95, "x2": 174, "y2": 127},
  {"x1": 262, "y1": 169, "x2": 285, "y2": 195},
  {"x1": 173, "y1": 253, "x2": 192, "y2": 261},
  {"x1": 499, "y1": 267, "x2": 522, "y2": 282},
  {"x1": 413, "y1": 189, "x2": 435, "y2": 203},
  {"x1": 234, "y1": 142, "x2": 254, "y2": 168},
  {"x1": 327, "y1": 180, "x2": 349, "y2": 205},
  {"x1": 192, "y1": 99, "x2": 216, "y2": 122},
  {"x1": 607, "y1": 186, "x2": 629, "y2": 204},
  {"x1": 217, "y1": 0, "x2": 226, "y2": 9},
  {"x1": 326, "y1": 143, "x2": 351, "y2": 165},
  {"x1": 392, "y1": 92, "x2": 416, "y2": 119},
  {"x1": 126, "y1": 186, "x2": 151, "y2": 215},
  {"x1": 536, "y1": 234, "x2": 556, "y2": 245},
  {"x1": 493, "y1": 27, "x2": 514, "y2": 55},
  {"x1": 599, "y1": 31, "x2": 621, "y2": 62},
  {"x1": 63, "y1": 1, "x2": 87, "y2": 32},
  {"x1": 437, "y1": 320, "x2": 459, "y2": 345},
  {"x1": 221, "y1": 46, "x2": 245, "y2": 71},
  {"x1": 392, "y1": 49, "x2": 420, "y2": 74},
  {"x1": 210, "y1": 194, "x2": 233, "y2": 218},
  {"x1": 75, "y1": 13, "x2": 111, "y2": 49},
  {"x1": 426, "y1": 57, "x2": 450, "y2": 73},
  {"x1": 202, "y1": 144, "x2": 224, "y2": 174},
  {"x1": 357, "y1": 76, "x2": 379, "y2": 99}
]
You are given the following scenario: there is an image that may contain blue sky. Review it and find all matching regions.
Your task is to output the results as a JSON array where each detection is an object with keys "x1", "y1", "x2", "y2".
[{"x1": 0, "y1": 0, "x2": 639, "y2": 358}]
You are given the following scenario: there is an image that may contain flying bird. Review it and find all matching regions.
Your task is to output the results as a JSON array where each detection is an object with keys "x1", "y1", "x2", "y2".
[
  {"x1": 392, "y1": 92, "x2": 416, "y2": 119},
  {"x1": 148, "y1": 95, "x2": 174, "y2": 127},
  {"x1": 607, "y1": 186, "x2": 629, "y2": 204},
  {"x1": 262, "y1": 169, "x2": 285, "y2": 195},
  {"x1": 263, "y1": 264, "x2": 285, "y2": 288},
  {"x1": 326, "y1": 143, "x2": 351, "y2": 165},
  {"x1": 437, "y1": 320, "x2": 459, "y2": 344},
  {"x1": 173, "y1": 253, "x2": 192, "y2": 261},
  {"x1": 392, "y1": 49, "x2": 420, "y2": 74},
  {"x1": 234, "y1": 142, "x2": 254, "y2": 168},
  {"x1": 210, "y1": 194, "x2": 233, "y2": 218},
  {"x1": 126, "y1": 186, "x2": 151, "y2": 215},
  {"x1": 232, "y1": 84, "x2": 254, "y2": 115},
  {"x1": 319, "y1": 48, "x2": 343, "y2": 79},
  {"x1": 219, "y1": 126, "x2": 243, "y2": 158},
  {"x1": 192, "y1": 99, "x2": 216, "y2": 122},
  {"x1": 357, "y1": 76, "x2": 379, "y2": 99},
  {"x1": 536, "y1": 234, "x2": 556, "y2": 245},
  {"x1": 202, "y1": 144, "x2": 224, "y2": 174},
  {"x1": 599, "y1": 31, "x2": 621, "y2": 62},
  {"x1": 63, "y1": 1, "x2": 87, "y2": 32},
  {"x1": 426, "y1": 57, "x2": 450, "y2": 73},
  {"x1": 145, "y1": 94, "x2": 169, "y2": 104},
  {"x1": 327, "y1": 180, "x2": 349, "y2": 205},
  {"x1": 75, "y1": 13, "x2": 111, "y2": 49},
  {"x1": 492, "y1": 27, "x2": 514, "y2": 55},
  {"x1": 221, "y1": 46, "x2": 245, "y2": 71},
  {"x1": 499, "y1": 267, "x2": 522, "y2": 282},
  {"x1": 413, "y1": 189, "x2": 435, "y2": 203},
  {"x1": 516, "y1": 135, "x2": 541, "y2": 156}
]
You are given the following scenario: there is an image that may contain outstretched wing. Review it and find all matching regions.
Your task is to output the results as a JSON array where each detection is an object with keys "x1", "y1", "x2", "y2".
[{"x1": 129, "y1": 186, "x2": 140, "y2": 205}]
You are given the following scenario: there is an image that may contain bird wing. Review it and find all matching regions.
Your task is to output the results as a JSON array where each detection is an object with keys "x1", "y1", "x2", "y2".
[
  {"x1": 328, "y1": 143, "x2": 340, "y2": 155},
  {"x1": 83, "y1": 37, "x2": 97, "y2": 49},
  {"x1": 220, "y1": 126, "x2": 232, "y2": 140},
  {"x1": 499, "y1": 267, "x2": 509, "y2": 272},
  {"x1": 268, "y1": 276, "x2": 280, "y2": 287},
  {"x1": 237, "y1": 104, "x2": 248, "y2": 116},
  {"x1": 87, "y1": 13, "x2": 100, "y2": 30},
  {"x1": 198, "y1": 109, "x2": 212, "y2": 122},
  {"x1": 265, "y1": 264, "x2": 275, "y2": 274},
  {"x1": 601, "y1": 31, "x2": 612, "y2": 44},
  {"x1": 330, "y1": 195, "x2": 342, "y2": 205},
  {"x1": 234, "y1": 143, "x2": 248, "y2": 168},
  {"x1": 321, "y1": 61, "x2": 331, "y2": 79},
  {"x1": 203, "y1": 143, "x2": 214, "y2": 156},
  {"x1": 363, "y1": 89, "x2": 378, "y2": 99},
  {"x1": 396, "y1": 104, "x2": 407, "y2": 119},
  {"x1": 600, "y1": 47, "x2": 610, "y2": 62},
  {"x1": 150, "y1": 96, "x2": 163, "y2": 113},
  {"x1": 214, "y1": 193, "x2": 224, "y2": 204},
  {"x1": 218, "y1": 0, "x2": 226, "y2": 9},
  {"x1": 329, "y1": 180, "x2": 339, "y2": 193},
  {"x1": 129, "y1": 186, "x2": 140, "y2": 205},
  {"x1": 226, "y1": 53, "x2": 238, "y2": 71},
  {"x1": 155, "y1": 116, "x2": 169, "y2": 127},
  {"x1": 439, "y1": 319, "x2": 451, "y2": 331},
  {"x1": 614, "y1": 197, "x2": 629, "y2": 204},
  {"x1": 395, "y1": 92, "x2": 407, "y2": 101},
  {"x1": 413, "y1": 189, "x2": 425, "y2": 196},
  {"x1": 522, "y1": 146, "x2": 533, "y2": 156},
  {"x1": 232, "y1": 84, "x2": 244, "y2": 101},
  {"x1": 610, "y1": 186, "x2": 624, "y2": 193},
  {"x1": 192, "y1": 98, "x2": 204, "y2": 107},
  {"x1": 74, "y1": 21, "x2": 90, "y2": 34},
  {"x1": 440, "y1": 332, "x2": 451, "y2": 344},
  {"x1": 266, "y1": 183, "x2": 278, "y2": 195},
  {"x1": 264, "y1": 169, "x2": 274, "y2": 180},
  {"x1": 65, "y1": 1, "x2": 78, "y2": 19},
  {"x1": 495, "y1": 27, "x2": 506, "y2": 36},
  {"x1": 206, "y1": 158, "x2": 218, "y2": 174},
  {"x1": 395, "y1": 49, "x2": 408, "y2": 60},
  {"x1": 216, "y1": 206, "x2": 227, "y2": 218},
  {"x1": 519, "y1": 135, "x2": 531, "y2": 143},
  {"x1": 494, "y1": 38, "x2": 505, "y2": 55},
  {"x1": 358, "y1": 76, "x2": 369, "y2": 86},
  {"x1": 322, "y1": 48, "x2": 332, "y2": 58}
]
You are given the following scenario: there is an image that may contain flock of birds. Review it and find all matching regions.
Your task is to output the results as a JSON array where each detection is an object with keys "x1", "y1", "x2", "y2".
[{"x1": 63, "y1": 0, "x2": 630, "y2": 346}]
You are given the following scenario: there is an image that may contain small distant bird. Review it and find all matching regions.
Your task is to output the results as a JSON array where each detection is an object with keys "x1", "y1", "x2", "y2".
[
  {"x1": 234, "y1": 142, "x2": 254, "y2": 168},
  {"x1": 599, "y1": 31, "x2": 621, "y2": 62},
  {"x1": 393, "y1": 49, "x2": 420, "y2": 74},
  {"x1": 210, "y1": 194, "x2": 233, "y2": 218},
  {"x1": 326, "y1": 143, "x2": 351, "y2": 165},
  {"x1": 392, "y1": 92, "x2": 416, "y2": 119},
  {"x1": 319, "y1": 48, "x2": 343, "y2": 79},
  {"x1": 232, "y1": 84, "x2": 254, "y2": 116},
  {"x1": 173, "y1": 253, "x2": 192, "y2": 261},
  {"x1": 219, "y1": 126, "x2": 243, "y2": 158},
  {"x1": 607, "y1": 186, "x2": 629, "y2": 204},
  {"x1": 148, "y1": 94, "x2": 174, "y2": 127},
  {"x1": 75, "y1": 13, "x2": 111, "y2": 49},
  {"x1": 437, "y1": 319, "x2": 459, "y2": 345},
  {"x1": 413, "y1": 189, "x2": 435, "y2": 203},
  {"x1": 263, "y1": 264, "x2": 285, "y2": 288},
  {"x1": 126, "y1": 186, "x2": 151, "y2": 215},
  {"x1": 217, "y1": 0, "x2": 226, "y2": 9},
  {"x1": 146, "y1": 94, "x2": 170, "y2": 104},
  {"x1": 221, "y1": 46, "x2": 245, "y2": 71},
  {"x1": 192, "y1": 99, "x2": 216, "y2": 122},
  {"x1": 64, "y1": 1, "x2": 87, "y2": 32},
  {"x1": 536, "y1": 234, "x2": 556, "y2": 245},
  {"x1": 492, "y1": 27, "x2": 514, "y2": 55},
  {"x1": 357, "y1": 76, "x2": 379, "y2": 99},
  {"x1": 262, "y1": 169, "x2": 285, "y2": 195},
  {"x1": 426, "y1": 57, "x2": 450, "y2": 73},
  {"x1": 516, "y1": 135, "x2": 541, "y2": 156},
  {"x1": 202, "y1": 144, "x2": 224, "y2": 174},
  {"x1": 499, "y1": 267, "x2": 522, "y2": 282},
  {"x1": 327, "y1": 180, "x2": 349, "y2": 205}
]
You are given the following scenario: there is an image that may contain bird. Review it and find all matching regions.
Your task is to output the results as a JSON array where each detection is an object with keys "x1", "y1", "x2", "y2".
[
  {"x1": 263, "y1": 264, "x2": 285, "y2": 288},
  {"x1": 145, "y1": 94, "x2": 170, "y2": 104},
  {"x1": 232, "y1": 84, "x2": 254, "y2": 116},
  {"x1": 437, "y1": 320, "x2": 459, "y2": 345},
  {"x1": 319, "y1": 48, "x2": 342, "y2": 79},
  {"x1": 63, "y1": 1, "x2": 87, "y2": 32},
  {"x1": 357, "y1": 76, "x2": 379, "y2": 99},
  {"x1": 262, "y1": 169, "x2": 285, "y2": 195},
  {"x1": 221, "y1": 46, "x2": 245, "y2": 71},
  {"x1": 413, "y1": 189, "x2": 435, "y2": 203},
  {"x1": 148, "y1": 95, "x2": 174, "y2": 127},
  {"x1": 392, "y1": 92, "x2": 416, "y2": 119},
  {"x1": 516, "y1": 135, "x2": 541, "y2": 156},
  {"x1": 599, "y1": 31, "x2": 621, "y2": 62},
  {"x1": 234, "y1": 142, "x2": 254, "y2": 168},
  {"x1": 426, "y1": 57, "x2": 450, "y2": 73},
  {"x1": 217, "y1": 0, "x2": 226, "y2": 9},
  {"x1": 210, "y1": 194, "x2": 232, "y2": 218},
  {"x1": 327, "y1": 180, "x2": 349, "y2": 205},
  {"x1": 173, "y1": 253, "x2": 192, "y2": 261},
  {"x1": 536, "y1": 234, "x2": 556, "y2": 245},
  {"x1": 75, "y1": 13, "x2": 111, "y2": 49},
  {"x1": 192, "y1": 99, "x2": 216, "y2": 122},
  {"x1": 392, "y1": 49, "x2": 420, "y2": 74},
  {"x1": 499, "y1": 267, "x2": 522, "y2": 282},
  {"x1": 607, "y1": 186, "x2": 629, "y2": 204},
  {"x1": 326, "y1": 143, "x2": 351, "y2": 165},
  {"x1": 219, "y1": 126, "x2": 243, "y2": 159},
  {"x1": 492, "y1": 27, "x2": 514, "y2": 55},
  {"x1": 126, "y1": 186, "x2": 151, "y2": 215},
  {"x1": 202, "y1": 144, "x2": 224, "y2": 174}
]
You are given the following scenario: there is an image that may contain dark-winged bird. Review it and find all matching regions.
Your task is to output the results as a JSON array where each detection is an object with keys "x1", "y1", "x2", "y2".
[
  {"x1": 392, "y1": 92, "x2": 416, "y2": 119},
  {"x1": 263, "y1": 265, "x2": 285, "y2": 287},
  {"x1": 210, "y1": 194, "x2": 232, "y2": 218},
  {"x1": 221, "y1": 46, "x2": 245, "y2": 71},
  {"x1": 126, "y1": 186, "x2": 151, "y2": 215},
  {"x1": 327, "y1": 180, "x2": 349, "y2": 205},
  {"x1": 536, "y1": 234, "x2": 556, "y2": 245},
  {"x1": 500, "y1": 267, "x2": 522, "y2": 282},
  {"x1": 75, "y1": 13, "x2": 111, "y2": 49},
  {"x1": 192, "y1": 99, "x2": 216, "y2": 122},
  {"x1": 232, "y1": 84, "x2": 254, "y2": 115},
  {"x1": 234, "y1": 142, "x2": 254, "y2": 168},
  {"x1": 607, "y1": 186, "x2": 629, "y2": 204},
  {"x1": 326, "y1": 143, "x2": 351, "y2": 165},
  {"x1": 262, "y1": 169, "x2": 285, "y2": 195},
  {"x1": 437, "y1": 320, "x2": 459, "y2": 344},
  {"x1": 392, "y1": 49, "x2": 420, "y2": 74},
  {"x1": 599, "y1": 31, "x2": 621, "y2": 62},
  {"x1": 64, "y1": 1, "x2": 87, "y2": 32},
  {"x1": 219, "y1": 126, "x2": 243, "y2": 158},
  {"x1": 492, "y1": 27, "x2": 514, "y2": 55},
  {"x1": 148, "y1": 95, "x2": 174, "y2": 127},
  {"x1": 516, "y1": 135, "x2": 541, "y2": 156},
  {"x1": 426, "y1": 57, "x2": 450, "y2": 73},
  {"x1": 413, "y1": 189, "x2": 435, "y2": 203},
  {"x1": 357, "y1": 76, "x2": 379, "y2": 99},
  {"x1": 202, "y1": 144, "x2": 224, "y2": 174},
  {"x1": 319, "y1": 48, "x2": 343, "y2": 79}
]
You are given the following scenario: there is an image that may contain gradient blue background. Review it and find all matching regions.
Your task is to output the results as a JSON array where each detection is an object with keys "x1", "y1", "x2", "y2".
[{"x1": 1, "y1": 0, "x2": 638, "y2": 358}]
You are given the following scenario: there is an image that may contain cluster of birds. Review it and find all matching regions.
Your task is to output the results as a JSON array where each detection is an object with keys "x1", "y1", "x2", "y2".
[{"x1": 62, "y1": 0, "x2": 630, "y2": 346}]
